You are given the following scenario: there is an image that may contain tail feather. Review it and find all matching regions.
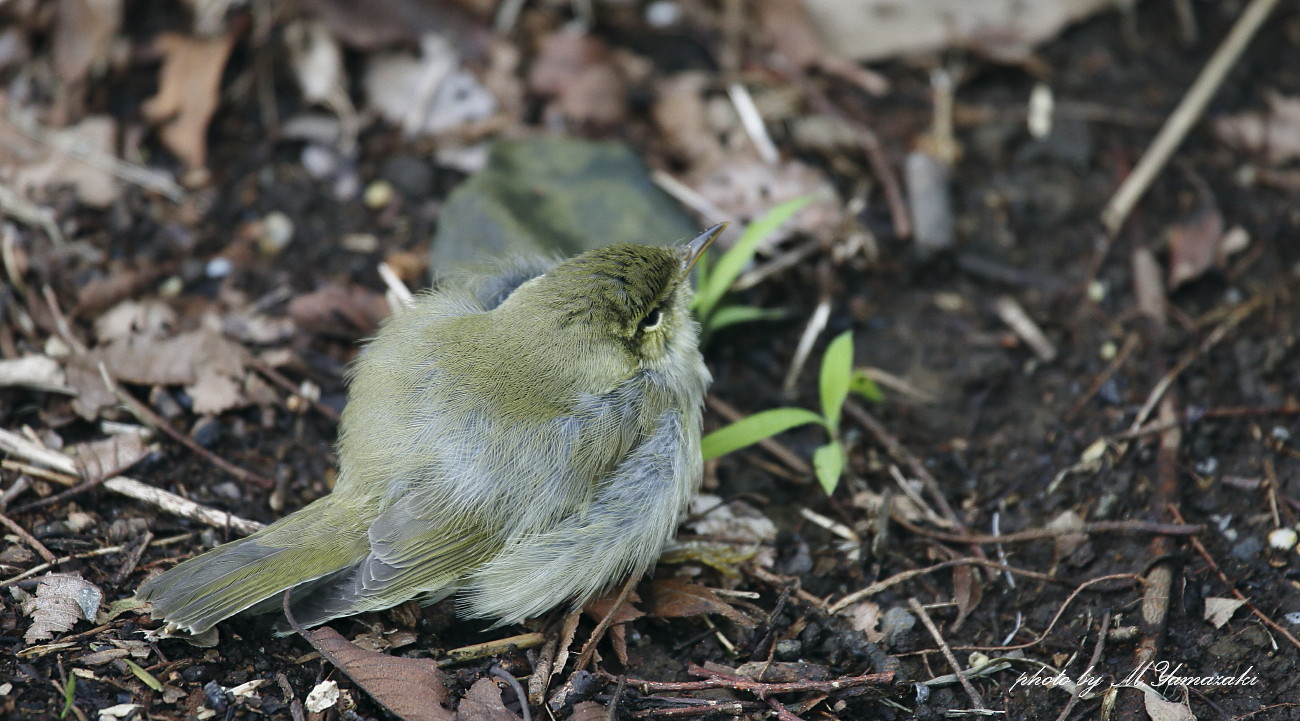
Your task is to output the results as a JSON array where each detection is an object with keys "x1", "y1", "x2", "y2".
[{"x1": 138, "y1": 499, "x2": 371, "y2": 633}]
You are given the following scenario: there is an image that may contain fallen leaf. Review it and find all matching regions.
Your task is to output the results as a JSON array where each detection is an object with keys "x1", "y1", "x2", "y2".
[
  {"x1": 304, "y1": 679, "x2": 340, "y2": 713},
  {"x1": 305, "y1": 626, "x2": 454, "y2": 721},
  {"x1": 143, "y1": 29, "x2": 240, "y2": 172},
  {"x1": 65, "y1": 434, "x2": 150, "y2": 480},
  {"x1": 0, "y1": 355, "x2": 71, "y2": 393},
  {"x1": 529, "y1": 29, "x2": 628, "y2": 128},
  {"x1": 1046, "y1": 510, "x2": 1088, "y2": 559},
  {"x1": 844, "y1": 601, "x2": 885, "y2": 643},
  {"x1": 1213, "y1": 94, "x2": 1300, "y2": 166},
  {"x1": 734, "y1": 661, "x2": 831, "y2": 682},
  {"x1": 22, "y1": 573, "x2": 104, "y2": 643},
  {"x1": 691, "y1": 156, "x2": 840, "y2": 248},
  {"x1": 10, "y1": 116, "x2": 120, "y2": 207},
  {"x1": 950, "y1": 563, "x2": 981, "y2": 631},
  {"x1": 1202, "y1": 597, "x2": 1247, "y2": 629},
  {"x1": 93, "y1": 300, "x2": 178, "y2": 344},
  {"x1": 803, "y1": 0, "x2": 1126, "y2": 63},
  {"x1": 653, "y1": 72, "x2": 724, "y2": 168},
  {"x1": 1142, "y1": 686, "x2": 1197, "y2": 721},
  {"x1": 1166, "y1": 201, "x2": 1225, "y2": 289},
  {"x1": 645, "y1": 578, "x2": 756, "y2": 627},
  {"x1": 583, "y1": 590, "x2": 645, "y2": 665},
  {"x1": 685, "y1": 495, "x2": 777, "y2": 544},
  {"x1": 456, "y1": 677, "x2": 522, "y2": 721},
  {"x1": 288, "y1": 283, "x2": 390, "y2": 337},
  {"x1": 52, "y1": 0, "x2": 122, "y2": 84},
  {"x1": 365, "y1": 35, "x2": 495, "y2": 137}
]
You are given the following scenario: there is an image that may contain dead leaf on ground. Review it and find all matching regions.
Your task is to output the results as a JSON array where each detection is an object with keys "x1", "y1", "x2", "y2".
[
  {"x1": 843, "y1": 600, "x2": 885, "y2": 643},
  {"x1": 91, "y1": 322, "x2": 254, "y2": 414},
  {"x1": 1202, "y1": 597, "x2": 1247, "y2": 629},
  {"x1": 53, "y1": 0, "x2": 122, "y2": 84},
  {"x1": 1213, "y1": 94, "x2": 1300, "y2": 166},
  {"x1": 76, "y1": 264, "x2": 168, "y2": 317},
  {"x1": 691, "y1": 156, "x2": 841, "y2": 248},
  {"x1": 365, "y1": 34, "x2": 496, "y2": 137},
  {"x1": 653, "y1": 73, "x2": 724, "y2": 169},
  {"x1": 755, "y1": 0, "x2": 887, "y2": 95},
  {"x1": 1166, "y1": 200, "x2": 1225, "y2": 289},
  {"x1": 22, "y1": 573, "x2": 104, "y2": 643},
  {"x1": 305, "y1": 626, "x2": 454, "y2": 721},
  {"x1": 646, "y1": 578, "x2": 756, "y2": 628},
  {"x1": 65, "y1": 433, "x2": 150, "y2": 480},
  {"x1": 1142, "y1": 687, "x2": 1196, "y2": 721},
  {"x1": 288, "y1": 283, "x2": 390, "y2": 337},
  {"x1": 802, "y1": 0, "x2": 1127, "y2": 63},
  {"x1": 456, "y1": 677, "x2": 522, "y2": 721},
  {"x1": 583, "y1": 589, "x2": 645, "y2": 665},
  {"x1": 9, "y1": 115, "x2": 120, "y2": 207},
  {"x1": 1046, "y1": 510, "x2": 1089, "y2": 559},
  {"x1": 143, "y1": 29, "x2": 240, "y2": 173},
  {"x1": 0, "y1": 355, "x2": 71, "y2": 393},
  {"x1": 530, "y1": 29, "x2": 631, "y2": 128}
]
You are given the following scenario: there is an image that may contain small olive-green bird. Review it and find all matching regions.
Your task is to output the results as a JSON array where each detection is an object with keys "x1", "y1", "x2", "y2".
[{"x1": 137, "y1": 226, "x2": 722, "y2": 634}]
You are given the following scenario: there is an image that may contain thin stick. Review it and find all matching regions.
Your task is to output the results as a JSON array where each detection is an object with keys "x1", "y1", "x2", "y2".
[
  {"x1": 100, "y1": 363, "x2": 276, "y2": 489},
  {"x1": 1101, "y1": 0, "x2": 1282, "y2": 233},
  {"x1": 908, "y1": 597, "x2": 984, "y2": 709},
  {"x1": 829, "y1": 557, "x2": 1065, "y2": 614},
  {"x1": 728, "y1": 83, "x2": 780, "y2": 165},
  {"x1": 438, "y1": 633, "x2": 546, "y2": 667},
  {"x1": 894, "y1": 518, "x2": 1201, "y2": 547},
  {"x1": 953, "y1": 574, "x2": 1141, "y2": 653},
  {"x1": 575, "y1": 573, "x2": 640, "y2": 671},
  {"x1": 1053, "y1": 611, "x2": 1110, "y2": 721},
  {"x1": 844, "y1": 401, "x2": 960, "y2": 529},
  {"x1": 1169, "y1": 505, "x2": 1300, "y2": 650},
  {"x1": 0, "y1": 511, "x2": 57, "y2": 564},
  {"x1": 618, "y1": 666, "x2": 896, "y2": 695}
]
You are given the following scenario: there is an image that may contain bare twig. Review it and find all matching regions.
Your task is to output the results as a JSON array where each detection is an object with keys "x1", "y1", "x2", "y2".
[
  {"x1": 893, "y1": 518, "x2": 1201, "y2": 547},
  {"x1": 828, "y1": 557, "x2": 1065, "y2": 614},
  {"x1": 0, "y1": 510, "x2": 57, "y2": 564},
  {"x1": 616, "y1": 665, "x2": 896, "y2": 695},
  {"x1": 438, "y1": 633, "x2": 546, "y2": 667},
  {"x1": 100, "y1": 363, "x2": 276, "y2": 489},
  {"x1": 908, "y1": 597, "x2": 984, "y2": 709},
  {"x1": 576, "y1": 572, "x2": 640, "y2": 671},
  {"x1": 1169, "y1": 505, "x2": 1300, "y2": 650},
  {"x1": 1101, "y1": 0, "x2": 1283, "y2": 233},
  {"x1": 1053, "y1": 612, "x2": 1110, "y2": 721}
]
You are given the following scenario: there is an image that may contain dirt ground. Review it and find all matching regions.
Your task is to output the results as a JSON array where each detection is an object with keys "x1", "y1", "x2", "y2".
[{"x1": 2, "y1": 1, "x2": 1299, "y2": 720}]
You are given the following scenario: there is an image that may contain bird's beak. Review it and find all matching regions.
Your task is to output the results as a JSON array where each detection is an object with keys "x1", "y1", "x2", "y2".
[{"x1": 681, "y1": 222, "x2": 727, "y2": 274}]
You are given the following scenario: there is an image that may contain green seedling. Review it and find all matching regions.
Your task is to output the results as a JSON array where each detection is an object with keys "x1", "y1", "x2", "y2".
[
  {"x1": 691, "y1": 195, "x2": 813, "y2": 337},
  {"x1": 701, "y1": 330, "x2": 882, "y2": 494}
]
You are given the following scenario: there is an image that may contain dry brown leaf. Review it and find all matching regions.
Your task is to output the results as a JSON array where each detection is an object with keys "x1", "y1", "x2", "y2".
[
  {"x1": 93, "y1": 299, "x2": 178, "y2": 344},
  {"x1": 803, "y1": 0, "x2": 1124, "y2": 63},
  {"x1": 530, "y1": 30, "x2": 627, "y2": 128},
  {"x1": 10, "y1": 116, "x2": 120, "y2": 207},
  {"x1": 1143, "y1": 687, "x2": 1196, "y2": 721},
  {"x1": 92, "y1": 325, "x2": 252, "y2": 413},
  {"x1": 1213, "y1": 94, "x2": 1300, "y2": 166},
  {"x1": 1166, "y1": 202, "x2": 1225, "y2": 289},
  {"x1": 65, "y1": 354, "x2": 117, "y2": 420},
  {"x1": 455, "y1": 677, "x2": 522, "y2": 721},
  {"x1": 691, "y1": 156, "x2": 840, "y2": 247},
  {"x1": 66, "y1": 434, "x2": 150, "y2": 480},
  {"x1": 645, "y1": 578, "x2": 756, "y2": 627},
  {"x1": 143, "y1": 30, "x2": 239, "y2": 172},
  {"x1": 22, "y1": 573, "x2": 103, "y2": 643},
  {"x1": 844, "y1": 600, "x2": 885, "y2": 643},
  {"x1": 288, "y1": 283, "x2": 390, "y2": 337},
  {"x1": 0, "y1": 355, "x2": 70, "y2": 393},
  {"x1": 653, "y1": 73, "x2": 723, "y2": 168},
  {"x1": 305, "y1": 626, "x2": 454, "y2": 721},
  {"x1": 1202, "y1": 597, "x2": 1247, "y2": 629},
  {"x1": 53, "y1": 0, "x2": 122, "y2": 84},
  {"x1": 1046, "y1": 510, "x2": 1089, "y2": 559},
  {"x1": 583, "y1": 589, "x2": 645, "y2": 665},
  {"x1": 76, "y1": 265, "x2": 167, "y2": 317},
  {"x1": 365, "y1": 35, "x2": 495, "y2": 137},
  {"x1": 950, "y1": 563, "x2": 981, "y2": 631}
]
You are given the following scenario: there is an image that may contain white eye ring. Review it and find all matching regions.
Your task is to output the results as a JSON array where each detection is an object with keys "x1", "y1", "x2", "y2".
[{"x1": 640, "y1": 307, "x2": 663, "y2": 331}]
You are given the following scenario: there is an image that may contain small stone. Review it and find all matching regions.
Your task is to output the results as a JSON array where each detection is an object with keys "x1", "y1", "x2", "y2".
[
  {"x1": 774, "y1": 639, "x2": 802, "y2": 661},
  {"x1": 258, "y1": 212, "x2": 294, "y2": 256},
  {"x1": 1267, "y1": 527, "x2": 1298, "y2": 551},
  {"x1": 363, "y1": 180, "x2": 394, "y2": 209}
]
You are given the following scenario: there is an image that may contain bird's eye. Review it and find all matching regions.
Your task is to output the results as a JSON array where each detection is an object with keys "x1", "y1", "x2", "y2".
[{"x1": 639, "y1": 306, "x2": 663, "y2": 331}]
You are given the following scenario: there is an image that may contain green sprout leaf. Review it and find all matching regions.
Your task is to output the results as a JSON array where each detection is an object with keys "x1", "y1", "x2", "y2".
[
  {"x1": 124, "y1": 659, "x2": 164, "y2": 692},
  {"x1": 813, "y1": 441, "x2": 845, "y2": 494},
  {"x1": 60, "y1": 676, "x2": 75, "y2": 719},
  {"x1": 692, "y1": 195, "x2": 813, "y2": 323},
  {"x1": 702, "y1": 407, "x2": 824, "y2": 460},
  {"x1": 707, "y1": 305, "x2": 786, "y2": 332},
  {"x1": 819, "y1": 330, "x2": 854, "y2": 431},
  {"x1": 850, "y1": 369, "x2": 883, "y2": 403}
]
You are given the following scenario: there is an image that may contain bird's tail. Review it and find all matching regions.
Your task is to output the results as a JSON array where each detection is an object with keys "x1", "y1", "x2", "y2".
[{"x1": 137, "y1": 496, "x2": 371, "y2": 634}]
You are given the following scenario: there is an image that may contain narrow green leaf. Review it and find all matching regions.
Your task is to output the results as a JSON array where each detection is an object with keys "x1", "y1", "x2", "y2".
[
  {"x1": 850, "y1": 369, "x2": 884, "y2": 403},
  {"x1": 124, "y1": 659, "x2": 164, "y2": 692},
  {"x1": 60, "y1": 676, "x2": 75, "y2": 719},
  {"x1": 819, "y1": 330, "x2": 854, "y2": 430},
  {"x1": 692, "y1": 195, "x2": 814, "y2": 321},
  {"x1": 702, "y1": 407, "x2": 824, "y2": 460},
  {"x1": 707, "y1": 305, "x2": 786, "y2": 331},
  {"x1": 813, "y1": 441, "x2": 845, "y2": 495}
]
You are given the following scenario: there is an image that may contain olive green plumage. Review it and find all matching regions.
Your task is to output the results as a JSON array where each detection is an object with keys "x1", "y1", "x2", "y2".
[{"x1": 137, "y1": 229, "x2": 720, "y2": 633}]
